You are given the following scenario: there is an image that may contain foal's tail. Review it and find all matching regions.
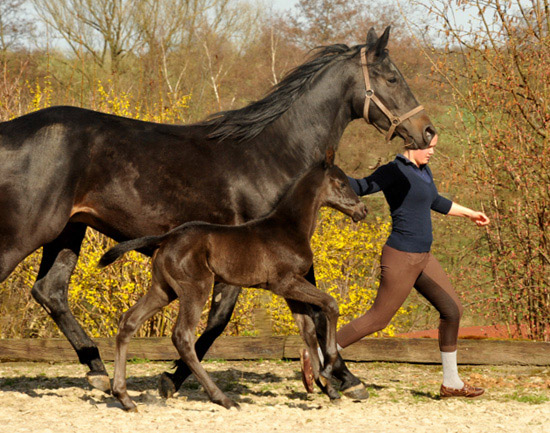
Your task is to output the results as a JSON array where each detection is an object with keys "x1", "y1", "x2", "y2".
[{"x1": 98, "y1": 235, "x2": 164, "y2": 268}]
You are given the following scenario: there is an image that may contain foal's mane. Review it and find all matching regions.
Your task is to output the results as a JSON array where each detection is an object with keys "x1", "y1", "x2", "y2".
[{"x1": 202, "y1": 43, "x2": 364, "y2": 142}]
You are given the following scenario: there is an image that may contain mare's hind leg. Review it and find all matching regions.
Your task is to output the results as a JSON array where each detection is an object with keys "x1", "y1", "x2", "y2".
[
  {"x1": 304, "y1": 266, "x2": 369, "y2": 400},
  {"x1": 171, "y1": 279, "x2": 240, "y2": 410},
  {"x1": 285, "y1": 299, "x2": 339, "y2": 400},
  {"x1": 112, "y1": 275, "x2": 175, "y2": 411},
  {"x1": 159, "y1": 283, "x2": 241, "y2": 398},
  {"x1": 269, "y1": 276, "x2": 339, "y2": 390},
  {"x1": 30, "y1": 223, "x2": 110, "y2": 392}
]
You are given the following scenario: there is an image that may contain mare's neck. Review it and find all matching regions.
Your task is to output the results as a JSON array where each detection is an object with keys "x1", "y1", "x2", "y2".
[{"x1": 257, "y1": 62, "x2": 353, "y2": 167}]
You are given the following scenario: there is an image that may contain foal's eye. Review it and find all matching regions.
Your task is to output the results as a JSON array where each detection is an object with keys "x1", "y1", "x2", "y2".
[{"x1": 341, "y1": 182, "x2": 347, "y2": 188}]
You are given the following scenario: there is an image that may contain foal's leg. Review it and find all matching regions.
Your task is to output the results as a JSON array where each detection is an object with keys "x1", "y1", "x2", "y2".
[
  {"x1": 159, "y1": 283, "x2": 242, "y2": 398},
  {"x1": 304, "y1": 266, "x2": 369, "y2": 400},
  {"x1": 171, "y1": 279, "x2": 240, "y2": 410},
  {"x1": 30, "y1": 223, "x2": 111, "y2": 392},
  {"x1": 112, "y1": 276, "x2": 175, "y2": 411}
]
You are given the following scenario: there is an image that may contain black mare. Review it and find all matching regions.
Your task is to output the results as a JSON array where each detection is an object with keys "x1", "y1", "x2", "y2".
[{"x1": 0, "y1": 27, "x2": 435, "y2": 397}]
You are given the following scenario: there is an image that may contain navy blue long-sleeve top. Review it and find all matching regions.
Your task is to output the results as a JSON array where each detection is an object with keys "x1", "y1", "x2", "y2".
[{"x1": 348, "y1": 154, "x2": 453, "y2": 253}]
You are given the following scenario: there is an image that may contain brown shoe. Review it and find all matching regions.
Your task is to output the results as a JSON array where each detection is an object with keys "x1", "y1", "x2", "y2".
[
  {"x1": 440, "y1": 382, "x2": 485, "y2": 398},
  {"x1": 300, "y1": 348, "x2": 314, "y2": 393}
]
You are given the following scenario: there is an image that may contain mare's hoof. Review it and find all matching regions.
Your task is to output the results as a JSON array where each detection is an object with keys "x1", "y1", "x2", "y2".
[
  {"x1": 342, "y1": 382, "x2": 369, "y2": 400},
  {"x1": 159, "y1": 372, "x2": 177, "y2": 399},
  {"x1": 86, "y1": 372, "x2": 111, "y2": 394},
  {"x1": 315, "y1": 377, "x2": 340, "y2": 400},
  {"x1": 327, "y1": 387, "x2": 341, "y2": 400}
]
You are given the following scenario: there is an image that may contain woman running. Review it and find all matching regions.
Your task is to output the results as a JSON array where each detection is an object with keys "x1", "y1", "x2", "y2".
[{"x1": 302, "y1": 135, "x2": 489, "y2": 398}]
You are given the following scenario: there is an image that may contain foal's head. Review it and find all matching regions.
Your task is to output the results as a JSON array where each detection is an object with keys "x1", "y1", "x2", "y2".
[{"x1": 320, "y1": 149, "x2": 368, "y2": 223}]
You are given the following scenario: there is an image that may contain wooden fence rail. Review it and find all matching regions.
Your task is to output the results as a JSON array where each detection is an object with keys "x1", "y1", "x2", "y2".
[{"x1": 1, "y1": 337, "x2": 549, "y2": 365}]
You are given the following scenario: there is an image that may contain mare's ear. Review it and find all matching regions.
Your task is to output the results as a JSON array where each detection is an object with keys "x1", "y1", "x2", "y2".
[
  {"x1": 367, "y1": 26, "x2": 391, "y2": 61},
  {"x1": 366, "y1": 28, "x2": 378, "y2": 47},
  {"x1": 324, "y1": 147, "x2": 335, "y2": 168}
]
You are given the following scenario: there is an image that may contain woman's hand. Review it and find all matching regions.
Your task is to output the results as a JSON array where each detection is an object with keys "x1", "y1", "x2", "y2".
[
  {"x1": 448, "y1": 203, "x2": 490, "y2": 226},
  {"x1": 468, "y1": 211, "x2": 490, "y2": 226}
]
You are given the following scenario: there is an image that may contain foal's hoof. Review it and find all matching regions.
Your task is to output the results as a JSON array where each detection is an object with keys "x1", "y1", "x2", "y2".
[
  {"x1": 341, "y1": 382, "x2": 369, "y2": 400},
  {"x1": 86, "y1": 372, "x2": 111, "y2": 394},
  {"x1": 228, "y1": 401, "x2": 241, "y2": 411},
  {"x1": 220, "y1": 398, "x2": 241, "y2": 411},
  {"x1": 124, "y1": 404, "x2": 139, "y2": 413},
  {"x1": 159, "y1": 372, "x2": 177, "y2": 399}
]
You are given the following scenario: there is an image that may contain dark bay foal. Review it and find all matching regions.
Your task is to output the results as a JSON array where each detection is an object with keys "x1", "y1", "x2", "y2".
[{"x1": 99, "y1": 150, "x2": 367, "y2": 411}]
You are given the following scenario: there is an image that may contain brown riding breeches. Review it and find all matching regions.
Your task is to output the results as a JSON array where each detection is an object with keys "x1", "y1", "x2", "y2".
[{"x1": 336, "y1": 245, "x2": 463, "y2": 352}]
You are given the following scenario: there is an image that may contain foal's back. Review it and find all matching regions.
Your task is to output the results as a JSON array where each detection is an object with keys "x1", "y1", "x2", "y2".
[
  {"x1": 100, "y1": 157, "x2": 365, "y2": 292},
  {"x1": 154, "y1": 168, "x2": 322, "y2": 289}
]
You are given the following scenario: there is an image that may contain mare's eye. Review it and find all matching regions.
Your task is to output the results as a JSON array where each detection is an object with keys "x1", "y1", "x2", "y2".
[{"x1": 388, "y1": 77, "x2": 398, "y2": 84}]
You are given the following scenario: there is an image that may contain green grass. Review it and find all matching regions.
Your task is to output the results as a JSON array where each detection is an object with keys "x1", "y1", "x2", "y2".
[
  {"x1": 505, "y1": 392, "x2": 550, "y2": 404},
  {"x1": 203, "y1": 358, "x2": 228, "y2": 364},
  {"x1": 127, "y1": 357, "x2": 151, "y2": 364}
]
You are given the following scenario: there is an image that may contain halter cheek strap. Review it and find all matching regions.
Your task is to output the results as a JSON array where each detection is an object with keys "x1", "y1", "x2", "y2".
[{"x1": 360, "y1": 47, "x2": 425, "y2": 142}]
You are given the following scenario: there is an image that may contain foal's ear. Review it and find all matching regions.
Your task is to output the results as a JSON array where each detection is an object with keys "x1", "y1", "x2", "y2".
[{"x1": 324, "y1": 147, "x2": 335, "y2": 168}]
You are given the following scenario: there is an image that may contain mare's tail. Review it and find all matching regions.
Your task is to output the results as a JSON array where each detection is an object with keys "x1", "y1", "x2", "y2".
[{"x1": 98, "y1": 235, "x2": 164, "y2": 268}]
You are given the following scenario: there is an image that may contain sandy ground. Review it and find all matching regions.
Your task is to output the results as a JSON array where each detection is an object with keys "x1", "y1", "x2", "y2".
[{"x1": 0, "y1": 360, "x2": 549, "y2": 433}]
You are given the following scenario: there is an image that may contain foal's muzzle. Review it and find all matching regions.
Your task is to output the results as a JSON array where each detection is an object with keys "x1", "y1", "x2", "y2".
[{"x1": 352, "y1": 203, "x2": 368, "y2": 222}]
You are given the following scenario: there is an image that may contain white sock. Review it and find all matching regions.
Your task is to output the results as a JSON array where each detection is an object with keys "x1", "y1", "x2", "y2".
[
  {"x1": 441, "y1": 350, "x2": 465, "y2": 389},
  {"x1": 317, "y1": 346, "x2": 324, "y2": 365},
  {"x1": 317, "y1": 344, "x2": 343, "y2": 366}
]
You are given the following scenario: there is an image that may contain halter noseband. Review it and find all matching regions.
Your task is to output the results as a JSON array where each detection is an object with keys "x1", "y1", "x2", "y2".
[{"x1": 360, "y1": 47, "x2": 425, "y2": 142}]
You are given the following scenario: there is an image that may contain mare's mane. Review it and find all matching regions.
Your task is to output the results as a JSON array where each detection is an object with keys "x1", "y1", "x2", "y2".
[{"x1": 202, "y1": 43, "x2": 366, "y2": 142}]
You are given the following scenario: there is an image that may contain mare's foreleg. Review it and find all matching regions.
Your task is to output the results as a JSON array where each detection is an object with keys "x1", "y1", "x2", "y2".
[
  {"x1": 112, "y1": 274, "x2": 175, "y2": 411},
  {"x1": 270, "y1": 276, "x2": 340, "y2": 399},
  {"x1": 30, "y1": 223, "x2": 111, "y2": 391},
  {"x1": 159, "y1": 282, "x2": 241, "y2": 398},
  {"x1": 285, "y1": 299, "x2": 340, "y2": 399},
  {"x1": 304, "y1": 266, "x2": 369, "y2": 400}
]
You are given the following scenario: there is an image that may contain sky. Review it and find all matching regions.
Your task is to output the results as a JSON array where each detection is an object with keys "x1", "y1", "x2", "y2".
[
  {"x1": 268, "y1": 0, "x2": 489, "y2": 40},
  {"x1": 271, "y1": 0, "x2": 298, "y2": 10}
]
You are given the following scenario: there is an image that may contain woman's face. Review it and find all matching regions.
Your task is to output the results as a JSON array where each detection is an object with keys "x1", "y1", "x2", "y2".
[{"x1": 408, "y1": 135, "x2": 437, "y2": 166}]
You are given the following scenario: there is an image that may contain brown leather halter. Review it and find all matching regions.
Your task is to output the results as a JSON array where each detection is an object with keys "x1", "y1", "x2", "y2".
[{"x1": 360, "y1": 47, "x2": 425, "y2": 142}]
